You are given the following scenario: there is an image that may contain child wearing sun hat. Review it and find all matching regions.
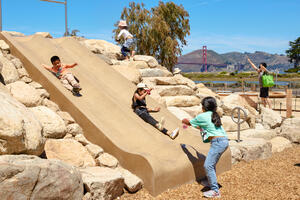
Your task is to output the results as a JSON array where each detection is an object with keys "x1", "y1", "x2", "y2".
[{"x1": 117, "y1": 20, "x2": 136, "y2": 60}]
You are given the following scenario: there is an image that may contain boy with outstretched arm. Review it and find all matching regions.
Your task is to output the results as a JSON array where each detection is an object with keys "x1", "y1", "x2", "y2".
[{"x1": 42, "y1": 56, "x2": 81, "y2": 96}]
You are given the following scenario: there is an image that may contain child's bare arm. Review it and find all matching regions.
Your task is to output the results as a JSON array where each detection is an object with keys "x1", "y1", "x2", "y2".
[
  {"x1": 182, "y1": 118, "x2": 191, "y2": 126},
  {"x1": 42, "y1": 64, "x2": 52, "y2": 70},
  {"x1": 66, "y1": 63, "x2": 78, "y2": 68}
]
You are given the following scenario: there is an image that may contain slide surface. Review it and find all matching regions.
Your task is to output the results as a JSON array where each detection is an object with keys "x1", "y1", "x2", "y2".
[{"x1": 0, "y1": 33, "x2": 231, "y2": 195}]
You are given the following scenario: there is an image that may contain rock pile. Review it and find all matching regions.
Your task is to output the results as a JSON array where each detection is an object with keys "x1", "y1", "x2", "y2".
[{"x1": 0, "y1": 39, "x2": 143, "y2": 200}]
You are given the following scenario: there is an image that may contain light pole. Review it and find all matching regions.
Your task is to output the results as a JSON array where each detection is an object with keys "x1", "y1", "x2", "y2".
[
  {"x1": 0, "y1": 0, "x2": 2, "y2": 32},
  {"x1": 40, "y1": 0, "x2": 68, "y2": 36}
]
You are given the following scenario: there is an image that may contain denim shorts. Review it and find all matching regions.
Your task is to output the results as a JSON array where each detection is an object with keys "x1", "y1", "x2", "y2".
[{"x1": 124, "y1": 38, "x2": 135, "y2": 49}]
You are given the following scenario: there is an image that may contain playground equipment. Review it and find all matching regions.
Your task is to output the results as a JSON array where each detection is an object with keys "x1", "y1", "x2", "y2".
[{"x1": 0, "y1": 32, "x2": 231, "y2": 196}]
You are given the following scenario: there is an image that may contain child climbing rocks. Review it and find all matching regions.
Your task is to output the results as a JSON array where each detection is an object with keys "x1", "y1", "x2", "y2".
[
  {"x1": 42, "y1": 56, "x2": 81, "y2": 96},
  {"x1": 132, "y1": 83, "x2": 179, "y2": 139},
  {"x1": 182, "y1": 96, "x2": 228, "y2": 198},
  {"x1": 117, "y1": 20, "x2": 135, "y2": 60}
]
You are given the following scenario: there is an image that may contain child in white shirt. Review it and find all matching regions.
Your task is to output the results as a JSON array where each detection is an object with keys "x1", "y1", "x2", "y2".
[{"x1": 117, "y1": 20, "x2": 135, "y2": 60}]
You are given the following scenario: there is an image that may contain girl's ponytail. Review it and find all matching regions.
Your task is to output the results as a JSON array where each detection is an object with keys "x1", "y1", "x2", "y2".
[
  {"x1": 201, "y1": 97, "x2": 222, "y2": 127},
  {"x1": 212, "y1": 110, "x2": 222, "y2": 127}
]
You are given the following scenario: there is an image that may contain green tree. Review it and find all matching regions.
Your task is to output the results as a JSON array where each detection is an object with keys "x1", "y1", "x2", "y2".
[
  {"x1": 286, "y1": 37, "x2": 300, "y2": 68},
  {"x1": 113, "y1": 1, "x2": 190, "y2": 71}
]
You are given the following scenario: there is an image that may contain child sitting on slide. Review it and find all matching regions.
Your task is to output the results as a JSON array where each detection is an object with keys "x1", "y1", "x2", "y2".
[
  {"x1": 132, "y1": 83, "x2": 179, "y2": 139},
  {"x1": 42, "y1": 56, "x2": 81, "y2": 96},
  {"x1": 182, "y1": 96, "x2": 228, "y2": 198}
]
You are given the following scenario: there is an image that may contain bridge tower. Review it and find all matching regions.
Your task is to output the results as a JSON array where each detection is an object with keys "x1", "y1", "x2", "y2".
[{"x1": 202, "y1": 46, "x2": 207, "y2": 72}]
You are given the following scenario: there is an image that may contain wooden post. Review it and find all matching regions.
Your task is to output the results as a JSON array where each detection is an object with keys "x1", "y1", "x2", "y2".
[
  {"x1": 242, "y1": 79, "x2": 245, "y2": 92},
  {"x1": 286, "y1": 89, "x2": 292, "y2": 118},
  {"x1": 251, "y1": 83, "x2": 256, "y2": 91}
]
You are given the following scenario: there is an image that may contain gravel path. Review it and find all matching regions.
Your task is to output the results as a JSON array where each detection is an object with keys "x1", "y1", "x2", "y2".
[{"x1": 120, "y1": 146, "x2": 300, "y2": 200}]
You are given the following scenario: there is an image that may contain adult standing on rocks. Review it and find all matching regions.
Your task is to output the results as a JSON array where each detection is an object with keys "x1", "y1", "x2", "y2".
[{"x1": 247, "y1": 58, "x2": 272, "y2": 109}]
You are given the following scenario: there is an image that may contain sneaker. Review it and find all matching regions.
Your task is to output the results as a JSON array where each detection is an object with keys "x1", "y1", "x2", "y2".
[
  {"x1": 169, "y1": 127, "x2": 179, "y2": 140},
  {"x1": 203, "y1": 190, "x2": 220, "y2": 198},
  {"x1": 73, "y1": 87, "x2": 82, "y2": 93},
  {"x1": 157, "y1": 117, "x2": 165, "y2": 131}
]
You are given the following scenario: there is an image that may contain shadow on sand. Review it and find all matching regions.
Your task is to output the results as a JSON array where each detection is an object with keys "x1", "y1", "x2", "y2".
[{"x1": 180, "y1": 143, "x2": 223, "y2": 191}]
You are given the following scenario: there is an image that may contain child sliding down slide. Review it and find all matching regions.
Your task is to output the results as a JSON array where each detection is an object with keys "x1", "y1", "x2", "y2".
[
  {"x1": 132, "y1": 83, "x2": 179, "y2": 139},
  {"x1": 42, "y1": 56, "x2": 82, "y2": 96},
  {"x1": 182, "y1": 97, "x2": 228, "y2": 198}
]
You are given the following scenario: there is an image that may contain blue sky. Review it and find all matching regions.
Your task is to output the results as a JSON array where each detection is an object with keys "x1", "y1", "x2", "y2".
[{"x1": 2, "y1": 0, "x2": 300, "y2": 54}]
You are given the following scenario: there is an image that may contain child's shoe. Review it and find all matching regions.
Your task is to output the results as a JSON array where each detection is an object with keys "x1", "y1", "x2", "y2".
[
  {"x1": 203, "y1": 190, "x2": 221, "y2": 198},
  {"x1": 169, "y1": 127, "x2": 179, "y2": 140},
  {"x1": 73, "y1": 87, "x2": 81, "y2": 93},
  {"x1": 72, "y1": 88, "x2": 81, "y2": 96}
]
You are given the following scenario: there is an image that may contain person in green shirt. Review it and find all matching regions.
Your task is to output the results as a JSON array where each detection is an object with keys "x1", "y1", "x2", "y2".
[{"x1": 182, "y1": 96, "x2": 228, "y2": 198}]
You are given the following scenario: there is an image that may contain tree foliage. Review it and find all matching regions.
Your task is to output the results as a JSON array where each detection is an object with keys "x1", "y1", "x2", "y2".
[
  {"x1": 113, "y1": 1, "x2": 190, "y2": 71},
  {"x1": 286, "y1": 37, "x2": 300, "y2": 68}
]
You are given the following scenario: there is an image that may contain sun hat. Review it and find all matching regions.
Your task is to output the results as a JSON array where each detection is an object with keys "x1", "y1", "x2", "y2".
[
  {"x1": 118, "y1": 20, "x2": 127, "y2": 27},
  {"x1": 173, "y1": 68, "x2": 182, "y2": 74},
  {"x1": 137, "y1": 83, "x2": 149, "y2": 90}
]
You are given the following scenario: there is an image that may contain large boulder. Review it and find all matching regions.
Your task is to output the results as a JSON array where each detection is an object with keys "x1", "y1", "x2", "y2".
[
  {"x1": 139, "y1": 68, "x2": 172, "y2": 77},
  {"x1": 112, "y1": 65, "x2": 141, "y2": 84},
  {"x1": 80, "y1": 39, "x2": 121, "y2": 59},
  {"x1": 96, "y1": 153, "x2": 119, "y2": 168},
  {"x1": 229, "y1": 138, "x2": 272, "y2": 163},
  {"x1": 196, "y1": 87, "x2": 219, "y2": 99},
  {"x1": 163, "y1": 96, "x2": 201, "y2": 107},
  {"x1": 174, "y1": 74, "x2": 197, "y2": 90},
  {"x1": 66, "y1": 123, "x2": 83, "y2": 136},
  {"x1": 45, "y1": 139, "x2": 96, "y2": 167},
  {"x1": 270, "y1": 137, "x2": 292, "y2": 153},
  {"x1": 0, "y1": 86, "x2": 44, "y2": 155},
  {"x1": 133, "y1": 55, "x2": 159, "y2": 68},
  {"x1": 116, "y1": 167, "x2": 143, "y2": 193},
  {"x1": 80, "y1": 167, "x2": 124, "y2": 200},
  {"x1": 179, "y1": 105, "x2": 203, "y2": 118},
  {"x1": 2, "y1": 31, "x2": 25, "y2": 37},
  {"x1": 34, "y1": 32, "x2": 53, "y2": 38},
  {"x1": 0, "y1": 40, "x2": 10, "y2": 53},
  {"x1": 221, "y1": 116, "x2": 250, "y2": 132},
  {"x1": 57, "y1": 111, "x2": 75, "y2": 125},
  {"x1": 6, "y1": 81, "x2": 41, "y2": 107},
  {"x1": 279, "y1": 117, "x2": 300, "y2": 143},
  {"x1": 85, "y1": 143, "x2": 104, "y2": 159},
  {"x1": 0, "y1": 155, "x2": 83, "y2": 200},
  {"x1": 30, "y1": 106, "x2": 66, "y2": 139},
  {"x1": 0, "y1": 56, "x2": 19, "y2": 84},
  {"x1": 222, "y1": 94, "x2": 258, "y2": 116},
  {"x1": 129, "y1": 60, "x2": 149, "y2": 69},
  {"x1": 10, "y1": 57, "x2": 24, "y2": 69},
  {"x1": 260, "y1": 107, "x2": 282, "y2": 129},
  {"x1": 41, "y1": 98, "x2": 60, "y2": 112},
  {"x1": 167, "y1": 106, "x2": 192, "y2": 120},
  {"x1": 226, "y1": 128, "x2": 277, "y2": 141},
  {"x1": 154, "y1": 85, "x2": 195, "y2": 96}
]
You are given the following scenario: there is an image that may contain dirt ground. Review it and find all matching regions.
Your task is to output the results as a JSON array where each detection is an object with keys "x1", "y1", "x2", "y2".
[{"x1": 120, "y1": 146, "x2": 300, "y2": 200}]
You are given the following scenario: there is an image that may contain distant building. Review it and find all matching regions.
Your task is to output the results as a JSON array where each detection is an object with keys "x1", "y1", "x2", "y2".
[{"x1": 226, "y1": 64, "x2": 235, "y2": 72}]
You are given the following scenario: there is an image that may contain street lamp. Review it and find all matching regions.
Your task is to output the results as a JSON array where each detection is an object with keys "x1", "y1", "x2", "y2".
[
  {"x1": 40, "y1": 0, "x2": 68, "y2": 36},
  {"x1": 0, "y1": 0, "x2": 2, "y2": 32}
]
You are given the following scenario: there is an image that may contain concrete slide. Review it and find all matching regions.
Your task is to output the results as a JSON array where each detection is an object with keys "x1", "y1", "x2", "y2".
[{"x1": 0, "y1": 32, "x2": 231, "y2": 196}]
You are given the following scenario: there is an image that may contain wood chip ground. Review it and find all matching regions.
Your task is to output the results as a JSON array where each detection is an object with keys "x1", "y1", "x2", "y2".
[{"x1": 120, "y1": 146, "x2": 300, "y2": 200}]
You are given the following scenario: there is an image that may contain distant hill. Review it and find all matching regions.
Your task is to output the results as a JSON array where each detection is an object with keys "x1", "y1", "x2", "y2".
[{"x1": 177, "y1": 50, "x2": 293, "y2": 72}]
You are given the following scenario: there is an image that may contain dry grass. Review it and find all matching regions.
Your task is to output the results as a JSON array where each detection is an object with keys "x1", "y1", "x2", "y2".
[{"x1": 120, "y1": 146, "x2": 300, "y2": 200}]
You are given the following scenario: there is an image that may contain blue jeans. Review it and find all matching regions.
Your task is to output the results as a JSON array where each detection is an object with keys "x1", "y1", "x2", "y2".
[{"x1": 204, "y1": 137, "x2": 228, "y2": 192}]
